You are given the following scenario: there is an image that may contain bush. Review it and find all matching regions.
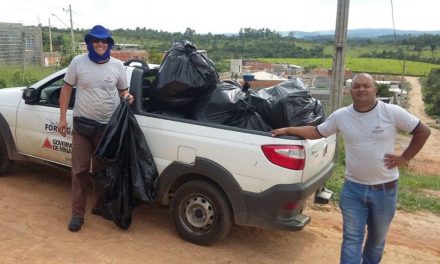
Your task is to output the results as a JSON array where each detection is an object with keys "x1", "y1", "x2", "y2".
[
  {"x1": 10, "y1": 71, "x2": 38, "y2": 87},
  {"x1": 0, "y1": 79, "x2": 7, "y2": 88},
  {"x1": 376, "y1": 83, "x2": 393, "y2": 97},
  {"x1": 422, "y1": 69, "x2": 440, "y2": 115}
]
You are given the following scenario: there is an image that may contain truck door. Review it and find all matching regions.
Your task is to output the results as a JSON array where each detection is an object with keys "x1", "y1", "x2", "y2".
[{"x1": 16, "y1": 75, "x2": 74, "y2": 166}]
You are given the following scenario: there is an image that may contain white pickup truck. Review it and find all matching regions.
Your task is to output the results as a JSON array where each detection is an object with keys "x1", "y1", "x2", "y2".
[{"x1": 0, "y1": 61, "x2": 336, "y2": 245}]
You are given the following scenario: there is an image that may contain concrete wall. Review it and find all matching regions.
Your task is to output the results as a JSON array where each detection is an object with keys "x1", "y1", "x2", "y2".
[{"x1": 0, "y1": 22, "x2": 43, "y2": 65}]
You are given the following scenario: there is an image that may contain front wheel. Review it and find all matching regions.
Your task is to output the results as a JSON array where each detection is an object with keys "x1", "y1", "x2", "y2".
[
  {"x1": 170, "y1": 180, "x2": 233, "y2": 245},
  {"x1": 0, "y1": 135, "x2": 14, "y2": 175}
]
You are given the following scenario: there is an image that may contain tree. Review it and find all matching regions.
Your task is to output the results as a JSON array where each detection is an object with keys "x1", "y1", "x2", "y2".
[
  {"x1": 430, "y1": 44, "x2": 437, "y2": 59},
  {"x1": 148, "y1": 51, "x2": 164, "y2": 64},
  {"x1": 0, "y1": 79, "x2": 7, "y2": 88},
  {"x1": 423, "y1": 69, "x2": 440, "y2": 115},
  {"x1": 184, "y1": 27, "x2": 196, "y2": 36},
  {"x1": 59, "y1": 46, "x2": 81, "y2": 67},
  {"x1": 375, "y1": 83, "x2": 393, "y2": 97}
]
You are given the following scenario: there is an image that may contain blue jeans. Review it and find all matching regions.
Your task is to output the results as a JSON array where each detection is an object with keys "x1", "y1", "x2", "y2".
[{"x1": 339, "y1": 180, "x2": 398, "y2": 264}]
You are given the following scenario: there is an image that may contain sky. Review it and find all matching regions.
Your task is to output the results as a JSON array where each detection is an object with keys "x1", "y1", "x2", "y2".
[{"x1": 1, "y1": 0, "x2": 440, "y2": 34}]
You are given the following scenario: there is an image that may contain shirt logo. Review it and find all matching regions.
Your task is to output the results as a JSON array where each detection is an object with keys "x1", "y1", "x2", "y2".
[{"x1": 372, "y1": 125, "x2": 384, "y2": 134}]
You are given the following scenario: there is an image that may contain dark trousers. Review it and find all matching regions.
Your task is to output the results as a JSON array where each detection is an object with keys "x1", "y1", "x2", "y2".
[{"x1": 71, "y1": 130, "x2": 104, "y2": 218}]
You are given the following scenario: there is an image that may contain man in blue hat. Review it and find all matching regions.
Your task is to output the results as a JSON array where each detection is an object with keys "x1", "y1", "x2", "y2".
[{"x1": 57, "y1": 25, "x2": 134, "y2": 232}]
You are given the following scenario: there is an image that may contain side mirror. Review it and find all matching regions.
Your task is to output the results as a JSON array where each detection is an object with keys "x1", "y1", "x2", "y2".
[{"x1": 22, "y1": 88, "x2": 38, "y2": 104}]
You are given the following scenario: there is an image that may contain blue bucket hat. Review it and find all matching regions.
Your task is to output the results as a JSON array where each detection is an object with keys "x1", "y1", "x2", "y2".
[{"x1": 84, "y1": 25, "x2": 114, "y2": 45}]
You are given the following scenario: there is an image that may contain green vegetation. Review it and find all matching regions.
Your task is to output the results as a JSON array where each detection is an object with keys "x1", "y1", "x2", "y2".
[
  {"x1": 351, "y1": 34, "x2": 440, "y2": 64},
  {"x1": 43, "y1": 27, "x2": 329, "y2": 64},
  {"x1": 326, "y1": 138, "x2": 440, "y2": 215},
  {"x1": 260, "y1": 58, "x2": 440, "y2": 76},
  {"x1": 398, "y1": 168, "x2": 440, "y2": 213},
  {"x1": 5, "y1": 27, "x2": 440, "y2": 92},
  {"x1": 421, "y1": 69, "x2": 440, "y2": 115},
  {"x1": 39, "y1": 27, "x2": 440, "y2": 77},
  {"x1": 0, "y1": 65, "x2": 57, "y2": 88},
  {"x1": 376, "y1": 83, "x2": 394, "y2": 97}
]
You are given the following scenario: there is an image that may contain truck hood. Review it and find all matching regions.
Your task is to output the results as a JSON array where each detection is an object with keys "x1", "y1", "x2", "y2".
[{"x1": 0, "y1": 87, "x2": 26, "y2": 107}]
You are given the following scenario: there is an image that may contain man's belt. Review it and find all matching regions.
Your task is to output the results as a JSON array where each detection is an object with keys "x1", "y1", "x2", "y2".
[{"x1": 367, "y1": 179, "x2": 398, "y2": 190}]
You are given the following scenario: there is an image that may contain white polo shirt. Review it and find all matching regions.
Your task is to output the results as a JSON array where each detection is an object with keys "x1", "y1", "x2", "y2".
[
  {"x1": 317, "y1": 100, "x2": 420, "y2": 185},
  {"x1": 64, "y1": 54, "x2": 128, "y2": 123}
]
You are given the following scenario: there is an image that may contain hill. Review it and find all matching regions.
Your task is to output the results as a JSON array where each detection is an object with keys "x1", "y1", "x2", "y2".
[{"x1": 278, "y1": 28, "x2": 440, "y2": 39}]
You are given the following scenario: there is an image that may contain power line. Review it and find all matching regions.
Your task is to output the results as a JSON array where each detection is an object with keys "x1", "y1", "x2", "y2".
[
  {"x1": 51, "y1": 13, "x2": 68, "y2": 28},
  {"x1": 390, "y1": 0, "x2": 406, "y2": 106},
  {"x1": 390, "y1": 0, "x2": 405, "y2": 68}
]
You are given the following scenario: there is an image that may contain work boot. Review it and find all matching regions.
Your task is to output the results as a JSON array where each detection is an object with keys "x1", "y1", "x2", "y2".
[{"x1": 68, "y1": 217, "x2": 84, "y2": 232}]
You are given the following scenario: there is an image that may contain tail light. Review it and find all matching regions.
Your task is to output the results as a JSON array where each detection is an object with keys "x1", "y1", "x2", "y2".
[{"x1": 261, "y1": 145, "x2": 305, "y2": 170}]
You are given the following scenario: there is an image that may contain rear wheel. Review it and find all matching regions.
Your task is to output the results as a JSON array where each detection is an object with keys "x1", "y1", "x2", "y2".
[
  {"x1": 171, "y1": 180, "x2": 233, "y2": 245},
  {"x1": 0, "y1": 135, "x2": 14, "y2": 175}
]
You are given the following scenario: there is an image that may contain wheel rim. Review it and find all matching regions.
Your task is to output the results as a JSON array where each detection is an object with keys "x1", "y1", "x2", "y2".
[{"x1": 180, "y1": 195, "x2": 215, "y2": 233}]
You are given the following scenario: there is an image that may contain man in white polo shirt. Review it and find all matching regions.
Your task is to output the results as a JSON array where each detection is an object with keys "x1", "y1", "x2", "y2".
[{"x1": 271, "y1": 73, "x2": 430, "y2": 264}]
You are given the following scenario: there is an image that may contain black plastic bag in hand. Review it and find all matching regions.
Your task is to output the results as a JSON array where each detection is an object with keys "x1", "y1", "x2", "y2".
[{"x1": 95, "y1": 100, "x2": 159, "y2": 229}]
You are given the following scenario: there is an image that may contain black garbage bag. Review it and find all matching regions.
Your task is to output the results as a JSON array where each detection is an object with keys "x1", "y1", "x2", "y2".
[
  {"x1": 193, "y1": 82, "x2": 272, "y2": 132},
  {"x1": 249, "y1": 78, "x2": 325, "y2": 128},
  {"x1": 95, "y1": 100, "x2": 159, "y2": 229},
  {"x1": 151, "y1": 40, "x2": 219, "y2": 112}
]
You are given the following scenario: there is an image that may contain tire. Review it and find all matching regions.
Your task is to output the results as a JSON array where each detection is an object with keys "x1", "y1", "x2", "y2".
[
  {"x1": 0, "y1": 135, "x2": 14, "y2": 176},
  {"x1": 170, "y1": 180, "x2": 233, "y2": 245}
]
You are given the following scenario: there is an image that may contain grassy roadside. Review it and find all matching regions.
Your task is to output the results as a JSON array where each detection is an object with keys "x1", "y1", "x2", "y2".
[
  {"x1": 0, "y1": 65, "x2": 58, "y2": 88},
  {"x1": 325, "y1": 139, "x2": 440, "y2": 215}
]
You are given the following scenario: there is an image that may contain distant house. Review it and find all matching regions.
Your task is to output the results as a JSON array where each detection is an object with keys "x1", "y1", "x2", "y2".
[
  {"x1": 0, "y1": 22, "x2": 43, "y2": 65},
  {"x1": 310, "y1": 68, "x2": 330, "y2": 77},
  {"x1": 43, "y1": 51, "x2": 61, "y2": 67},
  {"x1": 252, "y1": 71, "x2": 287, "y2": 81},
  {"x1": 272, "y1": 64, "x2": 304, "y2": 76},
  {"x1": 315, "y1": 76, "x2": 332, "y2": 88},
  {"x1": 78, "y1": 42, "x2": 149, "y2": 62},
  {"x1": 287, "y1": 64, "x2": 303, "y2": 75},
  {"x1": 243, "y1": 60, "x2": 273, "y2": 72},
  {"x1": 230, "y1": 59, "x2": 243, "y2": 75},
  {"x1": 112, "y1": 44, "x2": 148, "y2": 62}
]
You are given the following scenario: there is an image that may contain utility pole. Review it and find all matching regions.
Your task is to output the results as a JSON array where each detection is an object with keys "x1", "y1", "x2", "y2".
[
  {"x1": 51, "y1": 9, "x2": 74, "y2": 52},
  {"x1": 48, "y1": 18, "x2": 53, "y2": 53},
  {"x1": 68, "y1": 4, "x2": 75, "y2": 52},
  {"x1": 330, "y1": 0, "x2": 350, "y2": 113},
  {"x1": 330, "y1": 0, "x2": 350, "y2": 161},
  {"x1": 400, "y1": 60, "x2": 406, "y2": 107}
]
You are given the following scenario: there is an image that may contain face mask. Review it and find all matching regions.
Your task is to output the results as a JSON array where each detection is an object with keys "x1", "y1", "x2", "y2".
[{"x1": 86, "y1": 41, "x2": 113, "y2": 63}]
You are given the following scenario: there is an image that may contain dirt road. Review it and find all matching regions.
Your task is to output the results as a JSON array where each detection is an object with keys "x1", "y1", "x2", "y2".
[
  {"x1": 404, "y1": 77, "x2": 440, "y2": 175},
  {"x1": 0, "y1": 77, "x2": 439, "y2": 264}
]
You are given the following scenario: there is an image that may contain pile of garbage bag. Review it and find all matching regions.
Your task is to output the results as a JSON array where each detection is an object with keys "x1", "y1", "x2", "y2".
[
  {"x1": 193, "y1": 82, "x2": 272, "y2": 131},
  {"x1": 248, "y1": 78, "x2": 325, "y2": 128},
  {"x1": 147, "y1": 40, "x2": 325, "y2": 131}
]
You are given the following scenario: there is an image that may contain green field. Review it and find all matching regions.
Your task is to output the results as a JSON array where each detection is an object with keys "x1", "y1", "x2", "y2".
[
  {"x1": 259, "y1": 57, "x2": 440, "y2": 76},
  {"x1": 295, "y1": 41, "x2": 439, "y2": 59}
]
